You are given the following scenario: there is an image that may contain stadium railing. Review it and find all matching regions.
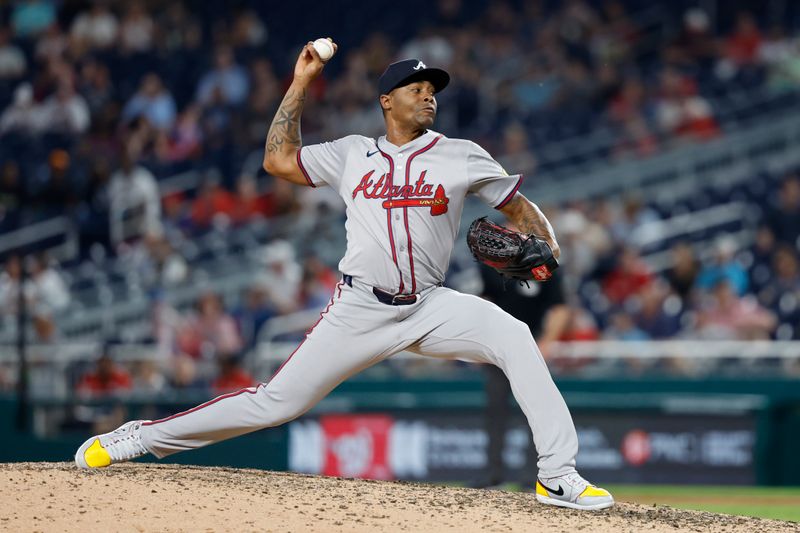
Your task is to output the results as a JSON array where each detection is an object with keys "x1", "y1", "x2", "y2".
[{"x1": 2, "y1": 338, "x2": 799, "y2": 402}]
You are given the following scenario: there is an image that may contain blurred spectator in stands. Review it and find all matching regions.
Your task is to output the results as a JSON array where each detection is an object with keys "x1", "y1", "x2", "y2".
[
  {"x1": 132, "y1": 359, "x2": 167, "y2": 394},
  {"x1": 29, "y1": 252, "x2": 69, "y2": 314},
  {"x1": 71, "y1": 346, "x2": 131, "y2": 432},
  {"x1": 299, "y1": 254, "x2": 338, "y2": 311},
  {"x1": 231, "y1": 173, "x2": 269, "y2": 225},
  {"x1": 763, "y1": 174, "x2": 800, "y2": 248},
  {"x1": 674, "y1": 8, "x2": 717, "y2": 69},
  {"x1": 717, "y1": 11, "x2": 763, "y2": 82},
  {"x1": 763, "y1": 28, "x2": 800, "y2": 92},
  {"x1": 131, "y1": 231, "x2": 189, "y2": 288},
  {"x1": 601, "y1": 245, "x2": 653, "y2": 305},
  {"x1": 169, "y1": 354, "x2": 207, "y2": 392},
  {"x1": 654, "y1": 68, "x2": 719, "y2": 142},
  {"x1": 0, "y1": 254, "x2": 59, "y2": 342},
  {"x1": 496, "y1": 122, "x2": 537, "y2": 177},
  {"x1": 636, "y1": 282, "x2": 682, "y2": 339},
  {"x1": 611, "y1": 195, "x2": 660, "y2": 244},
  {"x1": 553, "y1": 59, "x2": 595, "y2": 120},
  {"x1": 553, "y1": 205, "x2": 612, "y2": 288},
  {"x1": 613, "y1": 113, "x2": 659, "y2": 159},
  {"x1": 609, "y1": 76, "x2": 646, "y2": 126},
  {"x1": 11, "y1": 0, "x2": 56, "y2": 39},
  {"x1": 262, "y1": 177, "x2": 302, "y2": 218},
  {"x1": 160, "y1": 190, "x2": 193, "y2": 238},
  {"x1": 34, "y1": 23, "x2": 67, "y2": 63},
  {"x1": 177, "y1": 292, "x2": 243, "y2": 360},
  {"x1": 0, "y1": 83, "x2": 39, "y2": 135},
  {"x1": 156, "y1": 2, "x2": 195, "y2": 53},
  {"x1": 69, "y1": 2, "x2": 118, "y2": 54},
  {"x1": 696, "y1": 237, "x2": 749, "y2": 296},
  {"x1": 75, "y1": 351, "x2": 132, "y2": 397},
  {"x1": 109, "y1": 147, "x2": 161, "y2": 247},
  {"x1": 0, "y1": 255, "x2": 25, "y2": 323},
  {"x1": 38, "y1": 78, "x2": 90, "y2": 135},
  {"x1": 77, "y1": 59, "x2": 116, "y2": 118},
  {"x1": 604, "y1": 309, "x2": 650, "y2": 341},
  {"x1": 235, "y1": 284, "x2": 277, "y2": 348},
  {"x1": 211, "y1": 356, "x2": 254, "y2": 394},
  {"x1": 605, "y1": 76, "x2": 650, "y2": 157},
  {"x1": 119, "y1": 2, "x2": 155, "y2": 55},
  {"x1": 122, "y1": 73, "x2": 177, "y2": 131},
  {"x1": 236, "y1": 58, "x2": 280, "y2": 149},
  {"x1": 665, "y1": 241, "x2": 700, "y2": 302},
  {"x1": 559, "y1": 303, "x2": 601, "y2": 342},
  {"x1": 759, "y1": 25, "x2": 794, "y2": 67},
  {"x1": 255, "y1": 240, "x2": 302, "y2": 314},
  {"x1": 34, "y1": 149, "x2": 80, "y2": 217},
  {"x1": 155, "y1": 104, "x2": 202, "y2": 165},
  {"x1": 199, "y1": 86, "x2": 237, "y2": 180},
  {"x1": 150, "y1": 290, "x2": 182, "y2": 355},
  {"x1": 399, "y1": 26, "x2": 455, "y2": 68},
  {"x1": 0, "y1": 160, "x2": 23, "y2": 231},
  {"x1": 76, "y1": 157, "x2": 112, "y2": 252},
  {"x1": 749, "y1": 225, "x2": 777, "y2": 293},
  {"x1": 0, "y1": 362, "x2": 12, "y2": 392},
  {"x1": 0, "y1": 28, "x2": 27, "y2": 81},
  {"x1": 757, "y1": 245, "x2": 800, "y2": 339},
  {"x1": 196, "y1": 45, "x2": 249, "y2": 107},
  {"x1": 190, "y1": 172, "x2": 236, "y2": 230},
  {"x1": 324, "y1": 89, "x2": 381, "y2": 140},
  {"x1": 695, "y1": 278, "x2": 776, "y2": 340},
  {"x1": 122, "y1": 114, "x2": 157, "y2": 161},
  {"x1": 548, "y1": 302, "x2": 600, "y2": 375},
  {"x1": 230, "y1": 9, "x2": 268, "y2": 52}
]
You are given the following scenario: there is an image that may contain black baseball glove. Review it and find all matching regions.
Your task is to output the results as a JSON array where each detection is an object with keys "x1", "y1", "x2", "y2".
[{"x1": 466, "y1": 217, "x2": 559, "y2": 281}]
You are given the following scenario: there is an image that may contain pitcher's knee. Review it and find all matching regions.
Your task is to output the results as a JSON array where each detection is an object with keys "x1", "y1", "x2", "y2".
[
  {"x1": 501, "y1": 316, "x2": 535, "y2": 345},
  {"x1": 492, "y1": 317, "x2": 538, "y2": 361},
  {"x1": 257, "y1": 389, "x2": 314, "y2": 427}
]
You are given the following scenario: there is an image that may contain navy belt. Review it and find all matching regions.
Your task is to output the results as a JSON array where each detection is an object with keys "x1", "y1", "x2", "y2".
[{"x1": 342, "y1": 274, "x2": 417, "y2": 306}]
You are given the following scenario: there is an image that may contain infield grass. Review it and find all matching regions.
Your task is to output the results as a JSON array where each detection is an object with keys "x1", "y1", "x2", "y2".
[{"x1": 605, "y1": 484, "x2": 800, "y2": 523}]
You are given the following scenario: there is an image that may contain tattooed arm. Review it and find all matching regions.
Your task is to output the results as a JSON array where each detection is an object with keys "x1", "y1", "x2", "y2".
[
  {"x1": 498, "y1": 193, "x2": 561, "y2": 259},
  {"x1": 262, "y1": 40, "x2": 337, "y2": 185}
]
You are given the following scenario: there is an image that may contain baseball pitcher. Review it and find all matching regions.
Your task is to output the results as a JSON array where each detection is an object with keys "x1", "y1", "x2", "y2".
[{"x1": 75, "y1": 39, "x2": 613, "y2": 511}]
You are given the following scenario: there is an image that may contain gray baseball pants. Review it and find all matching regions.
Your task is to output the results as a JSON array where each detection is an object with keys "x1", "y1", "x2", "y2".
[{"x1": 141, "y1": 277, "x2": 579, "y2": 478}]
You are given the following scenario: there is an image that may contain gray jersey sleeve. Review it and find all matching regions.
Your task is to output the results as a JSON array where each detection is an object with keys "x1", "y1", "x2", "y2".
[
  {"x1": 297, "y1": 136, "x2": 358, "y2": 188},
  {"x1": 466, "y1": 142, "x2": 524, "y2": 209}
]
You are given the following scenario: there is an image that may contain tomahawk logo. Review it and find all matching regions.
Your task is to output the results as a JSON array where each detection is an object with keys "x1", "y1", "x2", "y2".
[{"x1": 413, "y1": 61, "x2": 426, "y2": 70}]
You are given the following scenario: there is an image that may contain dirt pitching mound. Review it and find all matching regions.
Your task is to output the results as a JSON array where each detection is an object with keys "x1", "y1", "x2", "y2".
[{"x1": 1, "y1": 462, "x2": 797, "y2": 532}]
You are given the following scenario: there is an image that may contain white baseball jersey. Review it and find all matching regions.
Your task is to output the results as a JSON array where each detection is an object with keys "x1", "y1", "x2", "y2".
[{"x1": 296, "y1": 129, "x2": 523, "y2": 294}]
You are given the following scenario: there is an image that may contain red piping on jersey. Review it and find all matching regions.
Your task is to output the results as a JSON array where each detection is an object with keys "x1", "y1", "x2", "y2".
[
  {"x1": 378, "y1": 149, "x2": 405, "y2": 293},
  {"x1": 494, "y1": 173, "x2": 524, "y2": 210},
  {"x1": 402, "y1": 135, "x2": 443, "y2": 293},
  {"x1": 142, "y1": 283, "x2": 343, "y2": 428},
  {"x1": 296, "y1": 148, "x2": 316, "y2": 188}
]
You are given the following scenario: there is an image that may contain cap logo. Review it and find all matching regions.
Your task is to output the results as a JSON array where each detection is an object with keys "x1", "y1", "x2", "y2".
[{"x1": 413, "y1": 61, "x2": 426, "y2": 71}]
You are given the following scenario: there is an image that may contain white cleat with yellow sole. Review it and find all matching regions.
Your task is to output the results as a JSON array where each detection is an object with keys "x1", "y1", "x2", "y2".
[
  {"x1": 535, "y1": 472, "x2": 614, "y2": 511},
  {"x1": 74, "y1": 420, "x2": 149, "y2": 469}
]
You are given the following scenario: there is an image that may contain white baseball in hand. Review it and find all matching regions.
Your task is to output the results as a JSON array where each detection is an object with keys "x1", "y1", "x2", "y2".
[{"x1": 312, "y1": 38, "x2": 335, "y2": 61}]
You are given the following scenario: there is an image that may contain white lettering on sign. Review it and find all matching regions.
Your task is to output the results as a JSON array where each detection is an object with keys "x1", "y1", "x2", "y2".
[{"x1": 702, "y1": 431, "x2": 753, "y2": 466}]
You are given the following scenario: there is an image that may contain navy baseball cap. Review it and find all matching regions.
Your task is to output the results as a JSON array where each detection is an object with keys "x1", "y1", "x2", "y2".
[{"x1": 378, "y1": 59, "x2": 450, "y2": 96}]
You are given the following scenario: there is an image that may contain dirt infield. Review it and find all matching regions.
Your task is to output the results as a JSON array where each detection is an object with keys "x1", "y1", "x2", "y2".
[{"x1": 1, "y1": 463, "x2": 798, "y2": 533}]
